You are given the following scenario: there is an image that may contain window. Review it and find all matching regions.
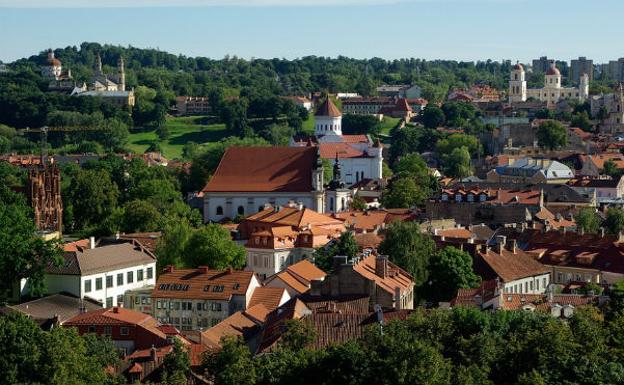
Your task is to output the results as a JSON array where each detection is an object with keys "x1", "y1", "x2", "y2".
[
  {"x1": 212, "y1": 302, "x2": 222, "y2": 311},
  {"x1": 557, "y1": 272, "x2": 563, "y2": 283},
  {"x1": 84, "y1": 279, "x2": 92, "y2": 293},
  {"x1": 104, "y1": 325, "x2": 112, "y2": 335},
  {"x1": 216, "y1": 206, "x2": 223, "y2": 215},
  {"x1": 117, "y1": 295, "x2": 124, "y2": 305},
  {"x1": 536, "y1": 279, "x2": 540, "y2": 291},
  {"x1": 106, "y1": 297, "x2": 113, "y2": 308},
  {"x1": 329, "y1": 197, "x2": 334, "y2": 211},
  {"x1": 147, "y1": 267, "x2": 153, "y2": 280},
  {"x1": 237, "y1": 206, "x2": 245, "y2": 215},
  {"x1": 117, "y1": 273, "x2": 123, "y2": 286},
  {"x1": 127, "y1": 271, "x2": 134, "y2": 284},
  {"x1": 120, "y1": 327, "x2": 129, "y2": 336},
  {"x1": 182, "y1": 302, "x2": 193, "y2": 311},
  {"x1": 174, "y1": 302, "x2": 180, "y2": 310},
  {"x1": 137, "y1": 269, "x2": 144, "y2": 281},
  {"x1": 135, "y1": 297, "x2": 140, "y2": 305},
  {"x1": 467, "y1": 194, "x2": 474, "y2": 202},
  {"x1": 106, "y1": 275, "x2": 113, "y2": 288},
  {"x1": 455, "y1": 194, "x2": 462, "y2": 202}
]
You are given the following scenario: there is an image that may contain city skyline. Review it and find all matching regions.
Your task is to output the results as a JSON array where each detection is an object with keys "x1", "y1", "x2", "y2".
[{"x1": 1, "y1": 0, "x2": 623, "y2": 63}]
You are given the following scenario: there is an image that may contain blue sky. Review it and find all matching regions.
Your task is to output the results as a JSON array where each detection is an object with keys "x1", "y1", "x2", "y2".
[{"x1": 0, "y1": 0, "x2": 622, "y2": 63}]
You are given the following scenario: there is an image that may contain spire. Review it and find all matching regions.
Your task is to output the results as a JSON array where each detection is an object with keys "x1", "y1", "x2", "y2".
[
  {"x1": 117, "y1": 55, "x2": 126, "y2": 91},
  {"x1": 95, "y1": 53, "x2": 102, "y2": 74}
]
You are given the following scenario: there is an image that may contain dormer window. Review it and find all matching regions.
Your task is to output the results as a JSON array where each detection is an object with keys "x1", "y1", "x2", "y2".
[
  {"x1": 255, "y1": 237, "x2": 260, "y2": 245},
  {"x1": 467, "y1": 194, "x2": 474, "y2": 202},
  {"x1": 479, "y1": 194, "x2": 487, "y2": 202},
  {"x1": 455, "y1": 194, "x2": 462, "y2": 202},
  {"x1": 441, "y1": 194, "x2": 449, "y2": 201}
]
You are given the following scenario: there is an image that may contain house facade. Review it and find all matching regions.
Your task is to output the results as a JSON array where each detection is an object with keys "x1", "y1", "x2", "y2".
[{"x1": 44, "y1": 239, "x2": 156, "y2": 308}]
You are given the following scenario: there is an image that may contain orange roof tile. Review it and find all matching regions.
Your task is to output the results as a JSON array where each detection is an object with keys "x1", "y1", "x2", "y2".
[
  {"x1": 248, "y1": 287, "x2": 287, "y2": 311},
  {"x1": 153, "y1": 267, "x2": 255, "y2": 301},
  {"x1": 315, "y1": 98, "x2": 341, "y2": 117},
  {"x1": 352, "y1": 255, "x2": 413, "y2": 296},
  {"x1": 202, "y1": 147, "x2": 318, "y2": 193}
]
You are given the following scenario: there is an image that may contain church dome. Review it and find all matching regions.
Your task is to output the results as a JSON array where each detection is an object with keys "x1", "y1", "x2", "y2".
[
  {"x1": 45, "y1": 50, "x2": 61, "y2": 66},
  {"x1": 512, "y1": 63, "x2": 524, "y2": 71},
  {"x1": 546, "y1": 66, "x2": 561, "y2": 76}
]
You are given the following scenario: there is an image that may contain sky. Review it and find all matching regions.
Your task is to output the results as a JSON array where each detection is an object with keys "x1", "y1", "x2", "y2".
[{"x1": 0, "y1": 0, "x2": 623, "y2": 63}]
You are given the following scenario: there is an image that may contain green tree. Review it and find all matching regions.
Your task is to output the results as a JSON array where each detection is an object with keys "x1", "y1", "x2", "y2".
[
  {"x1": 422, "y1": 105, "x2": 446, "y2": 129},
  {"x1": 603, "y1": 159, "x2": 621, "y2": 178},
  {"x1": 441, "y1": 146, "x2": 472, "y2": 179},
  {"x1": 203, "y1": 336, "x2": 257, "y2": 385},
  {"x1": 537, "y1": 120, "x2": 567, "y2": 150},
  {"x1": 424, "y1": 247, "x2": 480, "y2": 303},
  {"x1": 382, "y1": 177, "x2": 426, "y2": 208},
  {"x1": 67, "y1": 168, "x2": 120, "y2": 231},
  {"x1": 605, "y1": 207, "x2": 624, "y2": 235},
  {"x1": 0, "y1": 187, "x2": 62, "y2": 296},
  {"x1": 280, "y1": 319, "x2": 317, "y2": 351},
  {"x1": 350, "y1": 195, "x2": 367, "y2": 211},
  {"x1": 183, "y1": 224, "x2": 246, "y2": 269},
  {"x1": 314, "y1": 231, "x2": 359, "y2": 272},
  {"x1": 122, "y1": 199, "x2": 161, "y2": 232},
  {"x1": 156, "y1": 217, "x2": 193, "y2": 271},
  {"x1": 161, "y1": 339, "x2": 190, "y2": 385},
  {"x1": 378, "y1": 221, "x2": 436, "y2": 296},
  {"x1": 575, "y1": 207, "x2": 601, "y2": 234},
  {"x1": 571, "y1": 111, "x2": 593, "y2": 132}
]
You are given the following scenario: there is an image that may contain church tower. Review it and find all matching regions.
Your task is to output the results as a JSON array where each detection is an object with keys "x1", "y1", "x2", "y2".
[
  {"x1": 579, "y1": 73, "x2": 589, "y2": 100},
  {"x1": 117, "y1": 56, "x2": 126, "y2": 91},
  {"x1": 95, "y1": 53, "x2": 103, "y2": 75},
  {"x1": 324, "y1": 153, "x2": 351, "y2": 214},
  {"x1": 508, "y1": 62, "x2": 527, "y2": 103},
  {"x1": 314, "y1": 97, "x2": 342, "y2": 141}
]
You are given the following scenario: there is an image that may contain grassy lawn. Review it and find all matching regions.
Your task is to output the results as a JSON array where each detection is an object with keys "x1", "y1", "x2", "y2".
[
  {"x1": 379, "y1": 117, "x2": 401, "y2": 135},
  {"x1": 127, "y1": 115, "x2": 228, "y2": 159}
]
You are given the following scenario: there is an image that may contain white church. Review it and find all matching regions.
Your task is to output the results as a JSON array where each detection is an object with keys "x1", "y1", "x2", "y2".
[
  {"x1": 509, "y1": 62, "x2": 589, "y2": 106},
  {"x1": 290, "y1": 98, "x2": 383, "y2": 186}
]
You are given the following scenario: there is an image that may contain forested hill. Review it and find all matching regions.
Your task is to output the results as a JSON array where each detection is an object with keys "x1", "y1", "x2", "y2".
[{"x1": 13, "y1": 42, "x2": 512, "y2": 101}]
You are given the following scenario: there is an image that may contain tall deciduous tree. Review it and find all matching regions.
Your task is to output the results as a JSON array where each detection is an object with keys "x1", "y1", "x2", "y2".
[
  {"x1": 67, "y1": 168, "x2": 119, "y2": 230},
  {"x1": 424, "y1": 246, "x2": 480, "y2": 303},
  {"x1": 575, "y1": 207, "x2": 601, "y2": 234},
  {"x1": 537, "y1": 120, "x2": 567, "y2": 150},
  {"x1": 183, "y1": 224, "x2": 246, "y2": 269},
  {"x1": 378, "y1": 221, "x2": 436, "y2": 296}
]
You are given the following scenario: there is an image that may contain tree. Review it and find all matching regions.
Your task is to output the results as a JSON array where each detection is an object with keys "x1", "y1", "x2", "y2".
[
  {"x1": 122, "y1": 199, "x2": 161, "y2": 232},
  {"x1": 280, "y1": 319, "x2": 317, "y2": 351},
  {"x1": 66, "y1": 168, "x2": 120, "y2": 231},
  {"x1": 156, "y1": 217, "x2": 193, "y2": 271},
  {"x1": 571, "y1": 111, "x2": 593, "y2": 132},
  {"x1": 441, "y1": 146, "x2": 472, "y2": 179},
  {"x1": 161, "y1": 339, "x2": 190, "y2": 385},
  {"x1": 575, "y1": 208, "x2": 601, "y2": 234},
  {"x1": 350, "y1": 195, "x2": 367, "y2": 211},
  {"x1": 342, "y1": 114, "x2": 381, "y2": 136},
  {"x1": 605, "y1": 207, "x2": 624, "y2": 235},
  {"x1": 537, "y1": 120, "x2": 567, "y2": 150},
  {"x1": 203, "y1": 336, "x2": 257, "y2": 385},
  {"x1": 422, "y1": 105, "x2": 446, "y2": 129},
  {"x1": 0, "y1": 187, "x2": 62, "y2": 296},
  {"x1": 220, "y1": 98, "x2": 251, "y2": 138},
  {"x1": 603, "y1": 160, "x2": 621, "y2": 178},
  {"x1": 157, "y1": 125, "x2": 171, "y2": 141},
  {"x1": 424, "y1": 247, "x2": 480, "y2": 303},
  {"x1": 183, "y1": 224, "x2": 246, "y2": 269},
  {"x1": 314, "y1": 231, "x2": 359, "y2": 272},
  {"x1": 378, "y1": 221, "x2": 436, "y2": 296},
  {"x1": 382, "y1": 177, "x2": 426, "y2": 208}
]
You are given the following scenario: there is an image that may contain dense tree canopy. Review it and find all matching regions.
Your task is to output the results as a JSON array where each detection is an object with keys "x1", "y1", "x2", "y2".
[{"x1": 537, "y1": 120, "x2": 568, "y2": 150}]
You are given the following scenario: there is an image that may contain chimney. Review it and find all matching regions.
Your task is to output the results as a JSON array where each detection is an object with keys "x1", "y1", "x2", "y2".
[
  {"x1": 198, "y1": 266, "x2": 209, "y2": 274},
  {"x1": 375, "y1": 255, "x2": 388, "y2": 279},
  {"x1": 394, "y1": 287, "x2": 402, "y2": 310},
  {"x1": 508, "y1": 239, "x2": 517, "y2": 254},
  {"x1": 112, "y1": 307, "x2": 119, "y2": 313},
  {"x1": 310, "y1": 279, "x2": 322, "y2": 296},
  {"x1": 480, "y1": 243, "x2": 489, "y2": 254},
  {"x1": 150, "y1": 346, "x2": 157, "y2": 362},
  {"x1": 496, "y1": 235, "x2": 506, "y2": 254},
  {"x1": 89, "y1": 236, "x2": 96, "y2": 250},
  {"x1": 164, "y1": 265, "x2": 175, "y2": 274},
  {"x1": 600, "y1": 227, "x2": 606, "y2": 237}
]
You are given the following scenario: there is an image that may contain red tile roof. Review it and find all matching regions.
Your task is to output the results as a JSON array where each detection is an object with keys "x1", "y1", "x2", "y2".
[
  {"x1": 64, "y1": 307, "x2": 154, "y2": 326},
  {"x1": 202, "y1": 147, "x2": 318, "y2": 193},
  {"x1": 318, "y1": 142, "x2": 368, "y2": 159},
  {"x1": 315, "y1": 98, "x2": 342, "y2": 117},
  {"x1": 264, "y1": 260, "x2": 327, "y2": 295},
  {"x1": 248, "y1": 287, "x2": 288, "y2": 311},
  {"x1": 152, "y1": 267, "x2": 256, "y2": 301},
  {"x1": 476, "y1": 247, "x2": 549, "y2": 283},
  {"x1": 352, "y1": 255, "x2": 413, "y2": 296}
]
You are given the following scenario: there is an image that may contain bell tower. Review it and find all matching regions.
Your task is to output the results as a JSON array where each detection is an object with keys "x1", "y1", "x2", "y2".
[{"x1": 508, "y1": 62, "x2": 527, "y2": 103}]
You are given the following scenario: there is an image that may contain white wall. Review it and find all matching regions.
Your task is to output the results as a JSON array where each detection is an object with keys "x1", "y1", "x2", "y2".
[
  {"x1": 80, "y1": 262, "x2": 156, "y2": 307},
  {"x1": 502, "y1": 273, "x2": 550, "y2": 295},
  {"x1": 204, "y1": 192, "x2": 319, "y2": 222}
]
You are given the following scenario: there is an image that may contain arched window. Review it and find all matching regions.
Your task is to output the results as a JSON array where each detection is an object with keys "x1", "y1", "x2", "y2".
[
  {"x1": 237, "y1": 206, "x2": 245, "y2": 215},
  {"x1": 216, "y1": 206, "x2": 223, "y2": 215}
]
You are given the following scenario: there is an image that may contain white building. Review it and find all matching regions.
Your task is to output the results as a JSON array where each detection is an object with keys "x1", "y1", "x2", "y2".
[
  {"x1": 509, "y1": 63, "x2": 589, "y2": 106},
  {"x1": 44, "y1": 239, "x2": 156, "y2": 308},
  {"x1": 290, "y1": 98, "x2": 383, "y2": 186}
]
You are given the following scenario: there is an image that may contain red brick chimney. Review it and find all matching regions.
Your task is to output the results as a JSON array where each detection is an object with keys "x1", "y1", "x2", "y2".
[
  {"x1": 375, "y1": 255, "x2": 388, "y2": 279},
  {"x1": 164, "y1": 265, "x2": 175, "y2": 274},
  {"x1": 198, "y1": 266, "x2": 209, "y2": 274}
]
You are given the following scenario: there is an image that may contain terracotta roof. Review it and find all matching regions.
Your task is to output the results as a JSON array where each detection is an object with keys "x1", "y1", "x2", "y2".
[
  {"x1": 582, "y1": 153, "x2": 624, "y2": 171},
  {"x1": 394, "y1": 98, "x2": 412, "y2": 112},
  {"x1": 243, "y1": 206, "x2": 343, "y2": 229},
  {"x1": 152, "y1": 267, "x2": 255, "y2": 301},
  {"x1": 48, "y1": 241, "x2": 155, "y2": 276},
  {"x1": 318, "y1": 142, "x2": 368, "y2": 159},
  {"x1": 10, "y1": 294, "x2": 102, "y2": 325},
  {"x1": 264, "y1": 260, "x2": 327, "y2": 295},
  {"x1": 499, "y1": 293, "x2": 597, "y2": 310},
  {"x1": 451, "y1": 280, "x2": 498, "y2": 307},
  {"x1": 354, "y1": 232, "x2": 383, "y2": 249},
  {"x1": 201, "y1": 310, "x2": 262, "y2": 349},
  {"x1": 63, "y1": 239, "x2": 90, "y2": 252},
  {"x1": 65, "y1": 307, "x2": 156, "y2": 327},
  {"x1": 341, "y1": 135, "x2": 369, "y2": 144},
  {"x1": 202, "y1": 147, "x2": 318, "y2": 193},
  {"x1": 248, "y1": 287, "x2": 288, "y2": 311},
  {"x1": 437, "y1": 228, "x2": 474, "y2": 239},
  {"x1": 315, "y1": 98, "x2": 342, "y2": 117},
  {"x1": 117, "y1": 232, "x2": 161, "y2": 254},
  {"x1": 476, "y1": 247, "x2": 549, "y2": 283},
  {"x1": 352, "y1": 255, "x2": 413, "y2": 296},
  {"x1": 334, "y1": 210, "x2": 389, "y2": 232},
  {"x1": 243, "y1": 304, "x2": 271, "y2": 323}
]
